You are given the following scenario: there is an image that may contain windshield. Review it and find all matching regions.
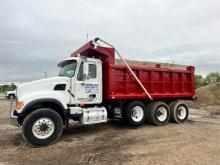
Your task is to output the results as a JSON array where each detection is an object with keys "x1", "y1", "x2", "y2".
[{"x1": 59, "y1": 60, "x2": 77, "y2": 77}]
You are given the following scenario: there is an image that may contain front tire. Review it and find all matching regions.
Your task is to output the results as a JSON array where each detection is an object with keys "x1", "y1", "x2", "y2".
[
  {"x1": 8, "y1": 94, "x2": 15, "y2": 99},
  {"x1": 22, "y1": 108, "x2": 63, "y2": 146},
  {"x1": 124, "y1": 101, "x2": 147, "y2": 126}
]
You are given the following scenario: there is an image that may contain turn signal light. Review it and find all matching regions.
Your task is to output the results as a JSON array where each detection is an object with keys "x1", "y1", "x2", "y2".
[{"x1": 16, "y1": 101, "x2": 23, "y2": 110}]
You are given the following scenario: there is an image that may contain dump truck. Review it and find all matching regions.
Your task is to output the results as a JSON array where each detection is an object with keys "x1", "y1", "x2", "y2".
[{"x1": 10, "y1": 38, "x2": 196, "y2": 146}]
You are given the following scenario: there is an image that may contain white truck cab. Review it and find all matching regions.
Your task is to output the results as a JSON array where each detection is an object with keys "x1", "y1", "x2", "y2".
[
  {"x1": 17, "y1": 56, "x2": 102, "y2": 109},
  {"x1": 59, "y1": 56, "x2": 103, "y2": 105},
  {"x1": 11, "y1": 56, "x2": 107, "y2": 146}
]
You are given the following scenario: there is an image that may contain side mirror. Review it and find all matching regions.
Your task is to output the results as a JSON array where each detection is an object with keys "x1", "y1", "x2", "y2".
[
  {"x1": 83, "y1": 62, "x2": 90, "y2": 80},
  {"x1": 84, "y1": 62, "x2": 89, "y2": 75}
]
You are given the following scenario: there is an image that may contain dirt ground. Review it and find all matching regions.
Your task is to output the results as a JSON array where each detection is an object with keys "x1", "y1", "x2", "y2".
[{"x1": 0, "y1": 98, "x2": 219, "y2": 165}]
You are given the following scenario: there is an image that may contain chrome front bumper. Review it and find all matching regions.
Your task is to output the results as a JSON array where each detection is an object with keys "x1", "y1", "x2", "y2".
[
  {"x1": 10, "y1": 109, "x2": 19, "y2": 126},
  {"x1": 9, "y1": 94, "x2": 20, "y2": 126}
]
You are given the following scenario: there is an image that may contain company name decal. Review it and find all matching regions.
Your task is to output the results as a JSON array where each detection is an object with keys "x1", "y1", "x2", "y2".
[{"x1": 85, "y1": 83, "x2": 99, "y2": 93}]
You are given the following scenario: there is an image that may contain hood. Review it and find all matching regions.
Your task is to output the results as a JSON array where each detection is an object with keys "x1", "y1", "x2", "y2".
[
  {"x1": 17, "y1": 76, "x2": 70, "y2": 100},
  {"x1": 6, "y1": 90, "x2": 16, "y2": 94}
]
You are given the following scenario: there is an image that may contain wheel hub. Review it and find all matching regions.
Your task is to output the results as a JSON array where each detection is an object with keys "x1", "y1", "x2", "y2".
[
  {"x1": 156, "y1": 107, "x2": 168, "y2": 122},
  {"x1": 32, "y1": 117, "x2": 55, "y2": 139},
  {"x1": 157, "y1": 111, "x2": 163, "y2": 116},
  {"x1": 40, "y1": 124, "x2": 49, "y2": 132},
  {"x1": 177, "y1": 106, "x2": 187, "y2": 120},
  {"x1": 131, "y1": 106, "x2": 144, "y2": 122}
]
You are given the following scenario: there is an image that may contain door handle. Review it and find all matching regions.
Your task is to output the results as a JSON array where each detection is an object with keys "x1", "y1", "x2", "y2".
[{"x1": 89, "y1": 94, "x2": 96, "y2": 98}]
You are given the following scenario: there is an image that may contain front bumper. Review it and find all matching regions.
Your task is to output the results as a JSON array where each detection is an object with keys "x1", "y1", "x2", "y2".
[{"x1": 10, "y1": 109, "x2": 19, "y2": 126}]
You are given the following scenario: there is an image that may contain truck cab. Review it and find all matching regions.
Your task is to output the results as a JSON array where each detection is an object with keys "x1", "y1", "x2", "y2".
[
  {"x1": 16, "y1": 56, "x2": 102, "y2": 108},
  {"x1": 58, "y1": 56, "x2": 103, "y2": 105}
]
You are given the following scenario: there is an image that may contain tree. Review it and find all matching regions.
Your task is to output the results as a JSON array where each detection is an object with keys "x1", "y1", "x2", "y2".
[
  {"x1": 205, "y1": 72, "x2": 220, "y2": 84},
  {"x1": 0, "y1": 85, "x2": 10, "y2": 93},
  {"x1": 10, "y1": 83, "x2": 17, "y2": 90},
  {"x1": 0, "y1": 83, "x2": 17, "y2": 93},
  {"x1": 195, "y1": 75, "x2": 204, "y2": 88}
]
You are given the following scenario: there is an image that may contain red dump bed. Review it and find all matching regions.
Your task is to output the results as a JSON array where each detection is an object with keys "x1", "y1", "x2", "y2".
[{"x1": 71, "y1": 41, "x2": 196, "y2": 100}]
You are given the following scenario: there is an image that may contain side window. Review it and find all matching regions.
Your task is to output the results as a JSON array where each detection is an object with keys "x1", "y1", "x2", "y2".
[
  {"x1": 77, "y1": 62, "x2": 84, "y2": 81},
  {"x1": 89, "y1": 64, "x2": 97, "y2": 78}
]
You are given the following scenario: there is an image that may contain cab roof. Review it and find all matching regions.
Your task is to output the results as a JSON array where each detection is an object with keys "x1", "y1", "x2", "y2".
[{"x1": 71, "y1": 41, "x2": 115, "y2": 65}]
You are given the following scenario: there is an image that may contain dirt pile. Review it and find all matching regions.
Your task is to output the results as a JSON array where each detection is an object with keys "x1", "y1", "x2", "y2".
[{"x1": 189, "y1": 82, "x2": 220, "y2": 108}]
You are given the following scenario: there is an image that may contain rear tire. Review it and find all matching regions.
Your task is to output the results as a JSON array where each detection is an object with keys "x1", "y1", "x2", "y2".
[
  {"x1": 147, "y1": 102, "x2": 170, "y2": 126},
  {"x1": 124, "y1": 101, "x2": 147, "y2": 126},
  {"x1": 170, "y1": 102, "x2": 188, "y2": 123},
  {"x1": 22, "y1": 108, "x2": 63, "y2": 146}
]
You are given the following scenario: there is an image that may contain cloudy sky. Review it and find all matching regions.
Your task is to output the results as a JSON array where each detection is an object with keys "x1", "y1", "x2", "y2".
[{"x1": 0, "y1": 0, "x2": 220, "y2": 83}]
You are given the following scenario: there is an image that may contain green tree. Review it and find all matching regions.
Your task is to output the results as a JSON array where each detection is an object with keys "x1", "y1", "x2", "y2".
[
  {"x1": 10, "y1": 83, "x2": 17, "y2": 90},
  {"x1": 205, "y1": 72, "x2": 220, "y2": 84},
  {"x1": 195, "y1": 75, "x2": 204, "y2": 88},
  {"x1": 0, "y1": 84, "x2": 17, "y2": 93},
  {"x1": 0, "y1": 85, "x2": 9, "y2": 93}
]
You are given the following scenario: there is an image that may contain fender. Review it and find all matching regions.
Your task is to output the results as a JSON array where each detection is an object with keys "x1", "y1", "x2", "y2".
[
  {"x1": 18, "y1": 98, "x2": 67, "y2": 116},
  {"x1": 15, "y1": 98, "x2": 69, "y2": 126}
]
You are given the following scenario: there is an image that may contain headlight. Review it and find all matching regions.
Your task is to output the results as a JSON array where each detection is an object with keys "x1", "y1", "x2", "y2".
[{"x1": 16, "y1": 101, "x2": 23, "y2": 110}]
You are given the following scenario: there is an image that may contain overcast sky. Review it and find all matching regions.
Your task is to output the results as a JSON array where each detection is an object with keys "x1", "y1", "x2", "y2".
[{"x1": 0, "y1": 0, "x2": 220, "y2": 83}]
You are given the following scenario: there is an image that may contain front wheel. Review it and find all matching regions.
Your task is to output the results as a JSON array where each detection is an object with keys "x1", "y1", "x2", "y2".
[
  {"x1": 8, "y1": 94, "x2": 15, "y2": 99},
  {"x1": 22, "y1": 108, "x2": 63, "y2": 146}
]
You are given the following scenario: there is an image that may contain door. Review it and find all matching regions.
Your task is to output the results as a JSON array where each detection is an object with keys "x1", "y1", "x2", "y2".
[{"x1": 73, "y1": 60, "x2": 102, "y2": 104}]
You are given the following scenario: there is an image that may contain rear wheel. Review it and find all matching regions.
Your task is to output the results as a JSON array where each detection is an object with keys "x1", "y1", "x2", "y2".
[
  {"x1": 124, "y1": 101, "x2": 147, "y2": 126},
  {"x1": 22, "y1": 108, "x2": 63, "y2": 146},
  {"x1": 147, "y1": 102, "x2": 170, "y2": 126},
  {"x1": 170, "y1": 102, "x2": 188, "y2": 123}
]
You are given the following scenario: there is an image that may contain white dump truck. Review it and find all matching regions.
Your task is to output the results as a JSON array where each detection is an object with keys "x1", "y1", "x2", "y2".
[{"x1": 10, "y1": 38, "x2": 195, "y2": 146}]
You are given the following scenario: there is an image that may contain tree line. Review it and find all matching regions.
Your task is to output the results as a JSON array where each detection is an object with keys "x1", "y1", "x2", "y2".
[
  {"x1": 0, "y1": 83, "x2": 16, "y2": 93},
  {"x1": 196, "y1": 72, "x2": 220, "y2": 88}
]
